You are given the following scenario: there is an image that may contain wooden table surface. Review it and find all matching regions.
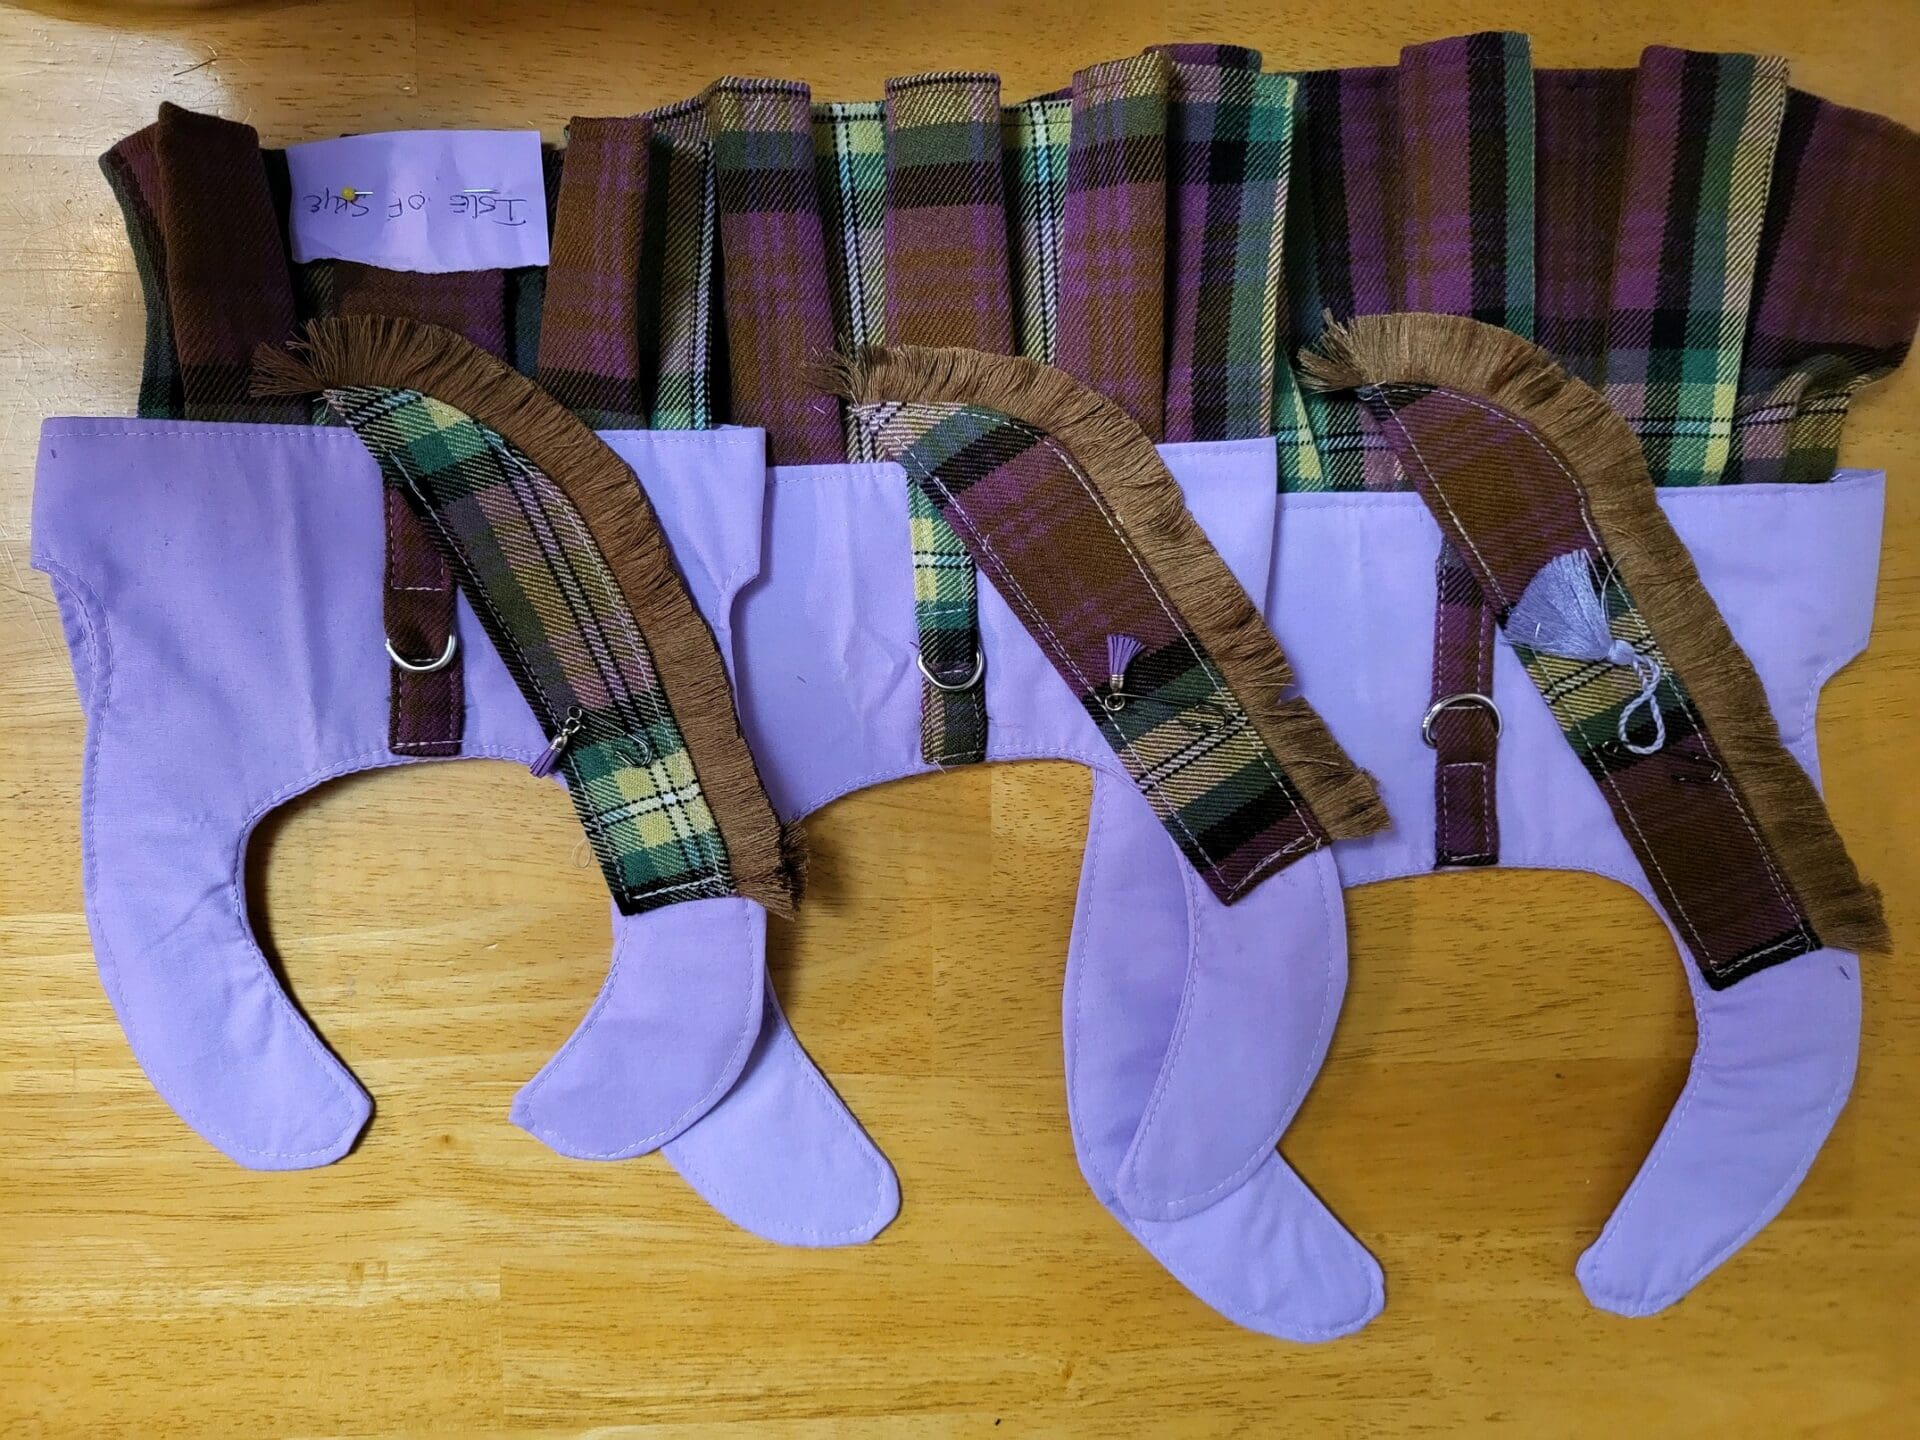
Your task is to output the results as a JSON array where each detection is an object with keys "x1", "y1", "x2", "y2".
[{"x1": 1, "y1": 1, "x2": 1915, "y2": 1434}]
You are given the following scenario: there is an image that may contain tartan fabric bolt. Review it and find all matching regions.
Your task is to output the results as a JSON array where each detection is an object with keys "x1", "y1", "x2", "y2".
[
  {"x1": 1727, "y1": 90, "x2": 1920, "y2": 483},
  {"x1": 644, "y1": 98, "x2": 717, "y2": 431},
  {"x1": 1004, "y1": 98, "x2": 1071, "y2": 366},
  {"x1": 1057, "y1": 53, "x2": 1172, "y2": 439},
  {"x1": 1601, "y1": 47, "x2": 1788, "y2": 487},
  {"x1": 1162, "y1": 60, "x2": 1298, "y2": 443},
  {"x1": 706, "y1": 77, "x2": 844, "y2": 463},
  {"x1": 882, "y1": 71, "x2": 1013, "y2": 768},
  {"x1": 858, "y1": 400, "x2": 1332, "y2": 902},
  {"x1": 1358, "y1": 380, "x2": 1821, "y2": 986},
  {"x1": 537, "y1": 115, "x2": 655, "y2": 428},
  {"x1": 324, "y1": 384, "x2": 739, "y2": 915},
  {"x1": 814, "y1": 101, "x2": 888, "y2": 459}
]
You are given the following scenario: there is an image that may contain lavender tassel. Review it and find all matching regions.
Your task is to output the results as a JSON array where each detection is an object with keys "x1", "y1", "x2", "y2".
[
  {"x1": 1506, "y1": 551, "x2": 1666, "y2": 755},
  {"x1": 1103, "y1": 633, "x2": 1145, "y2": 712},
  {"x1": 531, "y1": 707, "x2": 585, "y2": 778}
]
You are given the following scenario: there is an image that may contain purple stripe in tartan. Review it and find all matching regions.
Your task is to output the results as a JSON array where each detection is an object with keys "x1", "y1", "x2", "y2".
[
  {"x1": 537, "y1": 115, "x2": 654, "y2": 428},
  {"x1": 1163, "y1": 57, "x2": 1294, "y2": 443},
  {"x1": 1535, "y1": 68, "x2": 1632, "y2": 387},
  {"x1": 1057, "y1": 52, "x2": 1171, "y2": 439},
  {"x1": 1729, "y1": 90, "x2": 1920, "y2": 482},
  {"x1": 707, "y1": 78, "x2": 843, "y2": 464},
  {"x1": 883, "y1": 72, "x2": 1013, "y2": 353}
]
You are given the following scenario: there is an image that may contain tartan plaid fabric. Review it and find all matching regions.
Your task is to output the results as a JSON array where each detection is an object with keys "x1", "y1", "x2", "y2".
[
  {"x1": 1358, "y1": 380, "x2": 1820, "y2": 986},
  {"x1": 1727, "y1": 90, "x2": 1920, "y2": 483},
  {"x1": 814, "y1": 101, "x2": 888, "y2": 458},
  {"x1": 1428, "y1": 539, "x2": 1499, "y2": 867},
  {"x1": 1535, "y1": 69, "x2": 1633, "y2": 388},
  {"x1": 101, "y1": 104, "x2": 304, "y2": 423},
  {"x1": 1163, "y1": 57, "x2": 1298, "y2": 443},
  {"x1": 1003, "y1": 97, "x2": 1071, "y2": 366},
  {"x1": 706, "y1": 78, "x2": 844, "y2": 463},
  {"x1": 536, "y1": 115, "x2": 655, "y2": 428},
  {"x1": 1285, "y1": 66, "x2": 1399, "y2": 490},
  {"x1": 324, "y1": 383, "x2": 741, "y2": 915},
  {"x1": 644, "y1": 98, "x2": 718, "y2": 431},
  {"x1": 883, "y1": 72, "x2": 1014, "y2": 352},
  {"x1": 1601, "y1": 47, "x2": 1788, "y2": 487},
  {"x1": 883, "y1": 72, "x2": 1013, "y2": 767},
  {"x1": 857, "y1": 399, "x2": 1332, "y2": 902},
  {"x1": 1058, "y1": 53, "x2": 1171, "y2": 439}
]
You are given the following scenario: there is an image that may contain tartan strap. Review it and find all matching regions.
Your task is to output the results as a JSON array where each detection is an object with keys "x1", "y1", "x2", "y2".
[
  {"x1": 1307, "y1": 312, "x2": 1886, "y2": 986},
  {"x1": 835, "y1": 347, "x2": 1387, "y2": 904}
]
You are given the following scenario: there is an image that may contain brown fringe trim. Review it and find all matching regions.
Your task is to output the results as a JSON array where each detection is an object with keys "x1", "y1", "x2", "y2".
[
  {"x1": 254, "y1": 317, "x2": 801, "y2": 918},
  {"x1": 1303, "y1": 312, "x2": 1888, "y2": 956},
  {"x1": 820, "y1": 344, "x2": 1389, "y2": 843}
]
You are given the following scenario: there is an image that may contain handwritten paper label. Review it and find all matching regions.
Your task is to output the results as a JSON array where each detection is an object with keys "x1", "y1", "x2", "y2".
[{"x1": 285, "y1": 130, "x2": 549, "y2": 272}]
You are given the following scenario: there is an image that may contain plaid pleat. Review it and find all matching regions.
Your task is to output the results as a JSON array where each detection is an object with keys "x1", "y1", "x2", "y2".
[
  {"x1": 706, "y1": 78, "x2": 843, "y2": 463},
  {"x1": 106, "y1": 104, "x2": 304, "y2": 423},
  {"x1": 326, "y1": 384, "x2": 738, "y2": 914},
  {"x1": 1535, "y1": 69, "x2": 1633, "y2": 387},
  {"x1": 1058, "y1": 53, "x2": 1171, "y2": 438},
  {"x1": 1601, "y1": 48, "x2": 1788, "y2": 487},
  {"x1": 1162, "y1": 57, "x2": 1297, "y2": 443},
  {"x1": 644, "y1": 98, "x2": 717, "y2": 431},
  {"x1": 814, "y1": 101, "x2": 888, "y2": 458},
  {"x1": 1727, "y1": 90, "x2": 1920, "y2": 483},
  {"x1": 860, "y1": 399, "x2": 1331, "y2": 901},
  {"x1": 882, "y1": 72, "x2": 1014, "y2": 768},
  {"x1": 1359, "y1": 380, "x2": 1820, "y2": 986},
  {"x1": 1286, "y1": 67, "x2": 1399, "y2": 490},
  {"x1": 1004, "y1": 97, "x2": 1071, "y2": 365},
  {"x1": 318, "y1": 263, "x2": 515, "y2": 360},
  {"x1": 536, "y1": 115, "x2": 654, "y2": 428}
]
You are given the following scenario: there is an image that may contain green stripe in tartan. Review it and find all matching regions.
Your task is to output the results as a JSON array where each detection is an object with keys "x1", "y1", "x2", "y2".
[
  {"x1": 645, "y1": 102, "x2": 716, "y2": 431},
  {"x1": 325, "y1": 384, "x2": 737, "y2": 914},
  {"x1": 1004, "y1": 98, "x2": 1070, "y2": 366},
  {"x1": 1605, "y1": 53, "x2": 1787, "y2": 486},
  {"x1": 814, "y1": 101, "x2": 888, "y2": 460}
]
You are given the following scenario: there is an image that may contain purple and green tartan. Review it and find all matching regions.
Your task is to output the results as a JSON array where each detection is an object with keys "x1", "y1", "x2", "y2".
[
  {"x1": 858, "y1": 399, "x2": 1331, "y2": 902},
  {"x1": 1357, "y1": 379, "x2": 1822, "y2": 987},
  {"x1": 536, "y1": 115, "x2": 654, "y2": 429},
  {"x1": 883, "y1": 71, "x2": 1014, "y2": 768},
  {"x1": 1727, "y1": 89, "x2": 1920, "y2": 483},
  {"x1": 324, "y1": 384, "x2": 739, "y2": 915},
  {"x1": 1004, "y1": 97, "x2": 1071, "y2": 366},
  {"x1": 644, "y1": 98, "x2": 717, "y2": 432},
  {"x1": 1601, "y1": 47, "x2": 1788, "y2": 487},
  {"x1": 1535, "y1": 68, "x2": 1634, "y2": 388},
  {"x1": 1058, "y1": 52, "x2": 1171, "y2": 439},
  {"x1": 1162, "y1": 53, "x2": 1297, "y2": 444},
  {"x1": 707, "y1": 77, "x2": 844, "y2": 464},
  {"x1": 814, "y1": 101, "x2": 888, "y2": 460}
]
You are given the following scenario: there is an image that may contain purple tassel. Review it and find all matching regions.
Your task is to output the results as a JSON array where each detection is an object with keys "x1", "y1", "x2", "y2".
[
  {"x1": 1106, "y1": 633, "x2": 1145, "y2": 692},
  {"x1": 530, "y1": 708, "x2": 584, "y2": 778}
]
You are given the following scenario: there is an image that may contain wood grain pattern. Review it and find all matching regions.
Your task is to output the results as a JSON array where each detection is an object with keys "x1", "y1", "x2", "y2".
[{"x1": 1, "y1": 2, "x2": 1915, "y2": 1433}]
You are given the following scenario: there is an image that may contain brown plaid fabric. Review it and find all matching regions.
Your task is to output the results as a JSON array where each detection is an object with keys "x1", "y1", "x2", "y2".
[
  {"x1": 706, "y1": 78, "x2": 844, "y2": 464},
  {"x1": 537, "y1": 115, "x2": 655, "y2": 428},
  {"x1": 1057, "y1": 52, "x2": 1172, "y2": 439}
]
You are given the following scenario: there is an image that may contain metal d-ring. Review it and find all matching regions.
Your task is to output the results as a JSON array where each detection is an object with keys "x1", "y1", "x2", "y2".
[
  {"x1": 384, "y1": 633, "x2": 460, "y2": 674},
  {"x1": 1421, "y1": 691, "x2": 1501, "y2": 748},
  {"x1": 916, "y1": 648, "x2": 985, "y2": 692}
]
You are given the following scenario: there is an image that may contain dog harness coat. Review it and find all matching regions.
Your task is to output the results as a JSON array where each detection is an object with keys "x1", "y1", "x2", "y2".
[{"x1": 35, "y1": 33, "x2": 1920, "y2": 1340}]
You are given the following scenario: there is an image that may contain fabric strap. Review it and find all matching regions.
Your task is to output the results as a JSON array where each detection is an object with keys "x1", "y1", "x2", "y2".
[{"x1": 883, "y1": 71, "x2": 1012, "y2": 768}]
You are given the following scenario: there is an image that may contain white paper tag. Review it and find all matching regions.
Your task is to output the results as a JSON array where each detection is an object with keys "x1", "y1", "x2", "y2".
[{"x1": 285, "y1": 130, "x2": 549, "y2": 273}]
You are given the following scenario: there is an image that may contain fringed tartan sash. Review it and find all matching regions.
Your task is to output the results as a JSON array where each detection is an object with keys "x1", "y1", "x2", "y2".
[
  {"x1": 1305, "y1": 314, "x2": 1887, "y2": 986},
  {"x1": 254, "y1": 317, "x2": 801, "y2": 919},
  {"x1": 833, "y1": 347, "x2": 1387, "y2": 903}
]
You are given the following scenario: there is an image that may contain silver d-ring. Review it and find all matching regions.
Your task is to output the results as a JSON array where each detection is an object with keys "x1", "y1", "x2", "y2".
[
  {"x1": 1421, "y1": 691, "x2": 1500, "y2": 747},
  {"x1": 385, "y1": 633, "x2": 460, "y2": 674},
  {"x1": 916, "y1": 648, "x2": 985, "y2": 692}
]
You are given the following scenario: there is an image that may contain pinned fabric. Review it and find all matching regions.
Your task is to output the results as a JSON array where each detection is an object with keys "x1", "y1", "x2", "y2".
[
  {"x1": 1304, "y1": 312, "x2": 1888, "y2": 985},
  {"x1": 254, "y1": 316, "x2": 800, "y2": 918},
  {"x1": 833, "y1": 345, "x2": 1386, "y2": 901}
]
